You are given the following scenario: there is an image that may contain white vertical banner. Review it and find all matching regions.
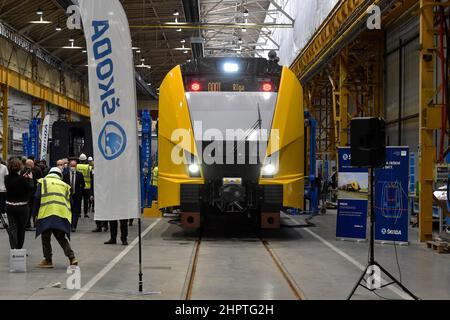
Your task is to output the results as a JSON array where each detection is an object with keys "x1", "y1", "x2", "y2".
[
  {"x1": 79, "y1": 0, "x2": 140, "y2": 220},
  {"x1": 40, "y1": 115, "x2": 50, "y2": 161}
]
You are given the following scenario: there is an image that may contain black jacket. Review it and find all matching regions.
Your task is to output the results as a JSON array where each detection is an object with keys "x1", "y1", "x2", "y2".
[
  {"x1": 63, "y1": 170, "x2": 85, "y2": 198},
  {"x1": 5, "y1": 173, "x2": 34, "y2": 203}
]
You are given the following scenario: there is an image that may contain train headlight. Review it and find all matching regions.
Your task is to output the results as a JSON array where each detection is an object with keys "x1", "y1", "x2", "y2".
[
  {"x1": 188, "y1": 164, "x2": 200, "y2": 174},
  {"x1": 223, "y1": 62, "x2": 239, "y2": 73},
  {"x1": 262, "y1": 164, "x2": 276, "y2": 175}
]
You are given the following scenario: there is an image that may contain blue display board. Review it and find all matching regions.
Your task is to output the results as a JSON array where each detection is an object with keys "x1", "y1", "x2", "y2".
[
  {"x1": 336, "y1": 147, "x2": 368, "y2": 240},
  {"x1": 374, "y1": 147, "x2": 409, "y2": 243}
]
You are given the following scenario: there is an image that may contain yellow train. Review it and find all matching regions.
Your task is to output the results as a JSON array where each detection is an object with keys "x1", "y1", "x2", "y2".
[{"x1": 158, "y1": 57, "x2": 305, "y2": 229}]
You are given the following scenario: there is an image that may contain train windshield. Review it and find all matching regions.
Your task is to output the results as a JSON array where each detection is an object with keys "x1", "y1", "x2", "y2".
[{"x1": 185, "y1": 91, "x2": 278, "y2": 164}]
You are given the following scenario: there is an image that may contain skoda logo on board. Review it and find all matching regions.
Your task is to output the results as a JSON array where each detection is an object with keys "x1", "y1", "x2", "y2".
[{"x1": 98, "y1": 121, "x2": 127, "y2": 160}]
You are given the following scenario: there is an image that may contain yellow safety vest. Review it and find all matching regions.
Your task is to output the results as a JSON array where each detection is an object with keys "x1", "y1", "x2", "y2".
[
  {"x1": 37, "y1": 175, "x2": 72, "y2": 224},
  {"x1": 152, "y1": 167, "x2": 158, "y2": 186},
  {"x1": 77, "y1": 164, "x2": 91, "y2": 189}
]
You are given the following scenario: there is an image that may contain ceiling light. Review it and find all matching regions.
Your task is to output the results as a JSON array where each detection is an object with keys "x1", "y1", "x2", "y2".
[
  {"x1": 62, "y1": 39, "x2": 82, "y2": 49},
  {"x1": 180, "y1": 39, "x2": 186, "y2": 43},
  {"x1": 176, "y1": 28, "x2": 182, "y2": 32},
  {"x1": 238, "y1": 37, "x2": 243, "y2": 44},
  {"x1": 243, "y1": 9, "x2": 249, "y2": 17},
  {"x1": 183, "y1": 50, "x2": 188, "y2": 54},
  {"x1": 147, "y1": 83, "x2": 151, "y2": 86},
  {"x1": 55, "y1": 25, "x2": 62, "y2": 31},
  {"x1": 36, "y1": 8, "x2": 43, "y2": 15},
  {"x1": 136, "y1": 62, "x2": 151, "y2": 68},
  {"x1": 173, "y1": 10, "x2": 180, "y2": 16},
  {"x1": 82, "y1": 50, "x2": 87, "y2": 53},
  {"x1": 136, "y1": 50, "x2": 141, "y2": 53},
  {"x1": 30, "y1": 16, "x2": 52, "y2": 24},
  {"x1": 132, "y1": 47, "x2": 140, "y2": 50}
]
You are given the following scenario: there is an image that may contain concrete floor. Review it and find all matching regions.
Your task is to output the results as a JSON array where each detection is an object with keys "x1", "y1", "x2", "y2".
[{"x1": 0, "y1": 210, "x2": 449, "y2": 300}]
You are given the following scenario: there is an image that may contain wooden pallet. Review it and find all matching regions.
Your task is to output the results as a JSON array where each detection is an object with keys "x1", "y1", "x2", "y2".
[{"x1": 426, "y1": 241, "x2": 450, "y2": 254}]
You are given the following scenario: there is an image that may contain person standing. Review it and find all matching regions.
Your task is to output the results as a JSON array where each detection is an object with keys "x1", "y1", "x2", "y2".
[
  {"x1": 104, "y1": 220, "x2": 128, "y2": 245},
  {"x1": 77, "y1": 154, "x2": 92, "y2": 218},
  {"x1": 87, "y1": 157, "x2": 95, "y2": 213},
  {"x1": 0, "y1": 158, "x2": 9, "y2": 215},
  {"x1": 63, "y1": 160, "x2": 85, "y2": 232},
  {"x1": 23, "y1": 159, "x2": 42, "y2": 230},
  {"x1": 33, "y1": 167, "x2": 78, "y2": 268},
  {"x1": 5, "y1": 158, "x2": 34, "y2": 249}
]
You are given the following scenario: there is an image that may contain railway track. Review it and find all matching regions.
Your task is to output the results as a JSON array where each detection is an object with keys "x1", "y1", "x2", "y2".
[{"x1": 181, "y1": 235, "x2": 306, "y2": 300}]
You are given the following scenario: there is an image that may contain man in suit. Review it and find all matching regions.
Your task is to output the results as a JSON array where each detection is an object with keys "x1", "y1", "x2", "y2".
[{"x1": 63, "y1": 160, "x2": 85, "y2": 232}]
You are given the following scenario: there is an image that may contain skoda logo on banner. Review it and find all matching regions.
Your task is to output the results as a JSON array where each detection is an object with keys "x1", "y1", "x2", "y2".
[
  {"x1": 381, "y1": 228, "x2": 387, "y2": 235},
  {"x1": 98, "y1": 121, "x2": 127, "y2": 160}
]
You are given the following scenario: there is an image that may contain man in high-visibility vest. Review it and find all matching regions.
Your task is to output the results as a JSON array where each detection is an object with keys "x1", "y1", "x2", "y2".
[
  {"x1": 33, "y1": 167, "x2": 78, "y2": 268},
  {"x1": 151, "y1": 166, "x2": 158, "y2": 200},
  {"x1": 77, "y1": 154, "x2": 93, "y2": 218}
]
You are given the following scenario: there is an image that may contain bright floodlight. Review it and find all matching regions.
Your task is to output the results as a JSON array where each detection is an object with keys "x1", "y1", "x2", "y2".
[{"x1": 223, "y1": 62, "x2": 239, "y2": 73}]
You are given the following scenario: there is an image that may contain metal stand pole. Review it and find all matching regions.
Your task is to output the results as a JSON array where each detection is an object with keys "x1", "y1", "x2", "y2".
[
  {"x1": 347, "y1": 168, "x2": 419, "y2": 300},
  {"x1": 138, "y1": 217, "x2": 143, "y2": 292}
]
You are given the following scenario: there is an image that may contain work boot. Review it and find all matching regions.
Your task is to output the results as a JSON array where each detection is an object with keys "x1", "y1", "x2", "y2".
[
  {"x1": 37, "y1": 259, "x2": 54, "y2": 268},
  {"x1": 92, "y1": 227, "x2": 102, "y2": 232},
  {"x1": 104, "y1": 239, "x2": 116, "y2": 245},
  {"x1": 69, "y1": 258, "x2": 78, "y2": 266},
  {"x1": 121, "y1": 238, "x2": 128, "y2": 246}
]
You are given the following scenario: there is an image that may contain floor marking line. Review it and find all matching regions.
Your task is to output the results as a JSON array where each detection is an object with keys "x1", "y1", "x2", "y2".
[
  {"x1": 285, "y1": 215, "x2": 411, "y2": 300},
  {"x1": 69, "y1": 218, "x2": 162, "y2": 300}
]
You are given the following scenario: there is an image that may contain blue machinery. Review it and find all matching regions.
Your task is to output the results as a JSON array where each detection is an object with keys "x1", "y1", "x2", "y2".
[
  {"x1": 140, "y1": 111, "x2": 154, "y2": 211},
  {"x1": 304, "y1": 111, "x2": 320, "y2": 216},
  {"x1": 22, "y1": 118, "x2": 40, "y2": 158}
]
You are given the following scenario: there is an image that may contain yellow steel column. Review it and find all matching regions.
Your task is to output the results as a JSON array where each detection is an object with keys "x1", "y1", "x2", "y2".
[
  {"x1": 339, "y1": 49, "x2": 349, "y2": 146},
  {"x1": 39, "y1": 101, "x2": 46, "y2": 121},
  {"x1": 1, "y1": 85, "x2": 9, "y2": 160},
  {"x1": 418, "y1": 0, "x2": 435, "y2": 242}
]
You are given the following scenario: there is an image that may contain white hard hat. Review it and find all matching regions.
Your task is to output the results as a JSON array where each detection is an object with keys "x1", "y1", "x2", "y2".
[
  {"x1": 79, "y1": 154, "x2": 87, "y2": 161},
  {"x1": 88, "y1": 156, "x2": 93, "y2": 161},
  {"x1": 48, "y1": 167, "x2": 62, "y2": 177}
]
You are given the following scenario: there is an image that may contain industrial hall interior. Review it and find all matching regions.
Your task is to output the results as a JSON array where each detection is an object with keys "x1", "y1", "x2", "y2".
[{"x1": 0, "y1": 0, "x2": 449, "y2": 303}]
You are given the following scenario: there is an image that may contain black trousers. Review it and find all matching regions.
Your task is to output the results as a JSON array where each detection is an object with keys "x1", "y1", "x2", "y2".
[
  {"x1": 26, "y1": 195, "x2": 35, "y2": 228},
  {"x1": 109, "y1": 220, "x2": 128, "y2": 241},
  {"x1": 82, "y1": 189, "x2": 91, "y2": 215},
  {"x1": 6, "y1": 204, "x2": 29, "y2": 249},
  {"x1": 71, "y1": 195, "x2": 82, "y2": 229},
  {"x1": 0, "y1": 192, "x2": 6, "y2": 213},
  {"x1": 41, "y1": 229, "x2": 75, "y2": 261}
]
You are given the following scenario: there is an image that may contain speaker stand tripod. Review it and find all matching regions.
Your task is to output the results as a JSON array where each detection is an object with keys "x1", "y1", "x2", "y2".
[{"x1": 347, "y1": 168, "x2": 419, "y2": 300}]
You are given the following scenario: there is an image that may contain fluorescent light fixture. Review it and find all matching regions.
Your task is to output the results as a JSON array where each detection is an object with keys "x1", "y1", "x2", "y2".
[
  {"x1": 132, "y1": 47, "x2": 140, "y2": 50},
  {"x1": 223, "y1": 62, "x2": 239, "y2": 73},
  {"x1": 183, "y1": 50, "x2": 188, "y2": 54},
  {"x1": 136, "y1": 62, "x2": 151, "y2": 68},
  {"x1": 176, "y1": 28, "x2": 182, "y2": 32},
  {"x1": 63, "y1": 39, "x2": 82, "y2": 49},
  {"x1": 30, "y1": 16, "x2": 52, "y2": 24},
  {"x1": 36, "y1": 8, "x2": 43, "y2": 15},
  {"x1": 173, "y1": 10, "x2": 180, "y2": 16},
  {"x1": 180, "y1": 39, "x2": 186, "y2": 43}
]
